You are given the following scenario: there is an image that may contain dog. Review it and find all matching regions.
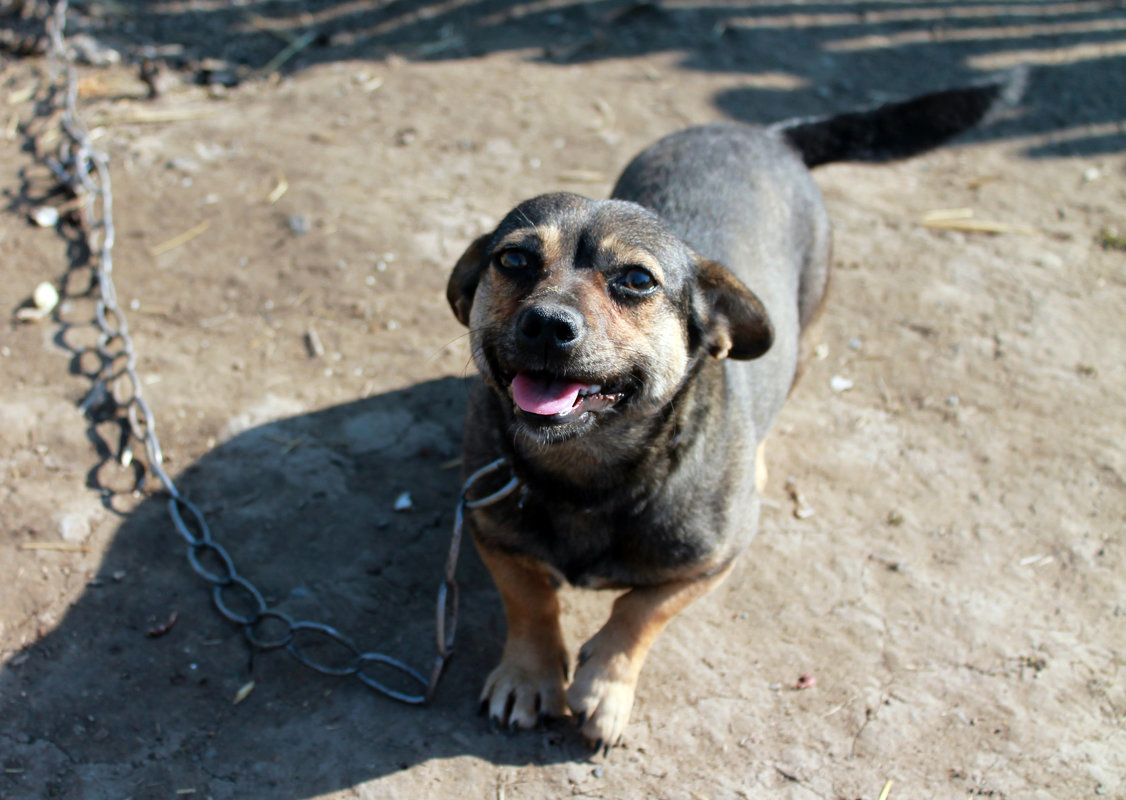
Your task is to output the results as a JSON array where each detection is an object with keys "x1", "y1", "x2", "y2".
[{"x1": 446, "y1": 72, "x2": 1023, "y2": 751}]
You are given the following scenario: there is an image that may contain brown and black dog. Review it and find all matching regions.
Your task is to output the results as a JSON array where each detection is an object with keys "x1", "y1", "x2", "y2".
[{"x1": 446, "y1": 73, "x2": 1023, "y2": 750}]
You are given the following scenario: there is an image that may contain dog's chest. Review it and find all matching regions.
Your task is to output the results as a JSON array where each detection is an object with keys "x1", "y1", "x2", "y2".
[{"x1": 475, "y1": 484, "x2": 723, "y2": 587}]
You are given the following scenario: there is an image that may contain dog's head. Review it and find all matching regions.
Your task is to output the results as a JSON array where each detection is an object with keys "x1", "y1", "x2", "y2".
[{"x1": 448, "y1": 192, "x2": 773, "y2": 445}]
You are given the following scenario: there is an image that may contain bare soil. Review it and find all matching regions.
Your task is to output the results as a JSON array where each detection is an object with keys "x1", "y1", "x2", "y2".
[{"x1": 2, "y1": 2, "x2": 1124, "y2": 799}]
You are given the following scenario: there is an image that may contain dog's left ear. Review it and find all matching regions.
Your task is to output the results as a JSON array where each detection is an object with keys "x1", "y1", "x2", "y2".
[
  {"x1": 695, "y1": 257, "x2": 774, "y2": 360},
  {"x1": 446, "y1": 233, "x2": 492, "y2": 326}
]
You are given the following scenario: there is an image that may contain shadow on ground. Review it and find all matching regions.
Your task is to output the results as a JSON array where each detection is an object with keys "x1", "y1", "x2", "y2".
[
  {"x1": 0, "y1": 377, "x2": 587, "y2": 799},
  {"x1": 31, "y1": 0, "x2": 1126, "y2": 157}
]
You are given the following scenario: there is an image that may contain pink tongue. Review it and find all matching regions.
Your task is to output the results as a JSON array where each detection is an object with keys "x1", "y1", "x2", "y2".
[{"x1": 511, "y1": 372, "x2": 585, "y2": 416}]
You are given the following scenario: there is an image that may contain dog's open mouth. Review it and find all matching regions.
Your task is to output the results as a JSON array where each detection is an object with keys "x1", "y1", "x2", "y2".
[{"x1": 510, "y1": 370, "x2": 625, "y2": 421}]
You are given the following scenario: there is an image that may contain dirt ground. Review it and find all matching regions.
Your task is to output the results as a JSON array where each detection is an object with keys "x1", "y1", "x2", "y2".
[{"x1": 2, "y1": 2, "x2": 1124, "y2": 799}]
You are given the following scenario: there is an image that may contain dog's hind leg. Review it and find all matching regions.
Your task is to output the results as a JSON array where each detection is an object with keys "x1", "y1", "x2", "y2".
[
  {"x1": 567, "y1": 560, "x2": 735, "y2": 751},
  {"x1": 476, "y1": 544, "x2": 570, "y2": 730}
]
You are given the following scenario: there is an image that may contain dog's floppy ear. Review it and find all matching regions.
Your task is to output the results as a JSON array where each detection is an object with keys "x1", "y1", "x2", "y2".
[
  {"x1": 446, "y1": 233, "x2": 493, "y2": 327},
  {"x1": 695, "y1": 257, "x2": 774, "y2": 360}
]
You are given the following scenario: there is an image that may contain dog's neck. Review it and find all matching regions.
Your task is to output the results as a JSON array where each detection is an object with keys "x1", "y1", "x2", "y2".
[{"x1": 513, "y1": 413, "x2": 671, "y2": 483}]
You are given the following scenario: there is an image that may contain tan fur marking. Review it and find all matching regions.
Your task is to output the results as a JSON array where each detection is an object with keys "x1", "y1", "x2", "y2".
[
  {"x1": 475, "y1": 543, "x2": 569, "y2": 728},
  {"x1": 537, "y1": 224, "x2": 564, "y2": 264},
  {"x1": 567, "y1": 561, "x2": 735, "y2": 746}
]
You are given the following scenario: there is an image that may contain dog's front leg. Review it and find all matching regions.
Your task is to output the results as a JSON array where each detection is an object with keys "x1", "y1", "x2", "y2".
[
  {"x1": 476, "y1": 542, "x2": 569, "y2": 730},
  {"x1": 568, "y1": 561, "x2": 735, "y2": 750}
]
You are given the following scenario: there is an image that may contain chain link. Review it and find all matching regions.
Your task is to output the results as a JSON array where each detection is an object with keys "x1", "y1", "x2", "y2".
[{"x1": 40, "y1": 0, "x2": 517, "y2": 706}]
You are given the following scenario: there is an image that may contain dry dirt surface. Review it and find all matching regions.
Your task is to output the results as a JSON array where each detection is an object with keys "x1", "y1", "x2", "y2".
[{"x1": 2, "y1": 2, "x2": 1125, "y2": 799}]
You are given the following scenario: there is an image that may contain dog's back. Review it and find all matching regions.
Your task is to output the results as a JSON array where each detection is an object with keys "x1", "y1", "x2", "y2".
[
  {"x1": 611, "y1": 70, "x2": 1024, "y2": 436},
  {"x1": 612, "y1": 124, "x2": 829, "y2": 437}
]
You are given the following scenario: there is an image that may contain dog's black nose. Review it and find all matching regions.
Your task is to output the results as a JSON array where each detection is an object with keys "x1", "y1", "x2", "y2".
[{"x1": 518, "y1": 304, "x2": 584, "y2": 351}]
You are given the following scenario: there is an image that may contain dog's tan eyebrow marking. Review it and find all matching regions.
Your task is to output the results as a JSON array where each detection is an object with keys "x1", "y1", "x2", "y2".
[
  {"x1": 536, "y1": 224, "x2": 564, "y2": 262},
  {"x1": 494, "y1": 224, "x2": 563, "y2": 259},
  {"x1": 598, "y1": 235, "x2": 664, "y2": 281}
]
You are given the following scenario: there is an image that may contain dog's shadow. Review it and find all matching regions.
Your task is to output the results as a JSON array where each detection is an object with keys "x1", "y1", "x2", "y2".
[{"x1": 0, "y1": 377, "x2": 584, "y2": 799}]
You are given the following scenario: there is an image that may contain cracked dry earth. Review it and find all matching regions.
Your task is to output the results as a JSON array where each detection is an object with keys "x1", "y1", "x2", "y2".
[{"x1": 1, "y1": 2, "x2": 1125, "y2": 799}]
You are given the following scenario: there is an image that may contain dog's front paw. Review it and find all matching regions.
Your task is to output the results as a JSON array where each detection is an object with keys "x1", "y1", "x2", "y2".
[
  {"x1": 566, "y1": 641, "x2": 640, "y2": 751},
  {"x1": 480, "y1": 649, "x2": 568, "y2": 731}
]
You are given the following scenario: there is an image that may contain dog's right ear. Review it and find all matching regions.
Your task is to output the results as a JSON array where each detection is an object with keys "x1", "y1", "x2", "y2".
[{"x1": 446, "y1": 233, "x2": 492, "y2": 327}]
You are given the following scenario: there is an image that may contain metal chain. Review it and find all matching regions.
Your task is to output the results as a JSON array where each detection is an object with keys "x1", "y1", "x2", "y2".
[{"x1": 40, "y1": 0, "x2": 519, "y2": 705}]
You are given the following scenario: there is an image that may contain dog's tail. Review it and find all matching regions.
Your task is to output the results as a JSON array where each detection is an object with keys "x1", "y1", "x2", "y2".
[{"x1": 775, "y1": 68, "x2": 1026, "y2": 168}]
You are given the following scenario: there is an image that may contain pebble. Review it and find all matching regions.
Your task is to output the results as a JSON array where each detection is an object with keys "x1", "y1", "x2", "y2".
[
  {"x1": 304, "y1": 327, "x2": 324, "y2": 358},
  {"x1": 288, "y1": 215, "x2": 310, "y2": 236},
  {"x1": 33, "y1": 282, "x2": 58, "y2": 311},
  {"x1": 59, "y1": 513, "x2": 91, "y2": 542},
  {"x1": 393, "y1": 492, "x2": 413, "y2": 511},
  {"x1": 16, "y1": 281, "x2": 59, "y2": 322},
  {"x1": 29, "y1": 206, "x2": 59, "y2": 227},
  {"x1": 167, "y1": 157, "x2": 202, "y2": 173},
  {"x1": 69, "y1": 33, "x2": 121, "y2": 65},
  {"x1": 829, "y1": 375, "x2": 854, "y2": 393}
]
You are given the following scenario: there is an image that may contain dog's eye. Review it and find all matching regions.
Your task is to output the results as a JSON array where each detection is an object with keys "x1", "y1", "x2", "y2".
[
  {"x1": 497, "y1": 250, "x2": 530, "y2": 270},
  {"x1": 617, "y1": 268, "x2": 657, "y2": 294}
]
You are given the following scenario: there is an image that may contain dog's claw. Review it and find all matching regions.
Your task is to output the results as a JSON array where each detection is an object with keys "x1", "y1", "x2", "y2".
[{"x1": 479, "y1": 655, "x2": 568, "y2": 734}]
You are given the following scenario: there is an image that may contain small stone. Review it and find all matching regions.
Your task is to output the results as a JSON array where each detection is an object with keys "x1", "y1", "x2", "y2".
[
  {"x1": 288, "y1": 215, "x2": 310, "y2": 236},
  {"x1": 304, "y1": 327, "x2": 324, "y2": 358},
  {"x1": 1083, "y1": 166, "x2": 1102, "y2": 182},
  {"x1": 33, "y1": 282, "x2": 59, "y2": 312},
  {"x1": 794, "y1": 673, "x2": 817, "y2": 690},
  {"x1": 1035, "y1": 252, "x2": 1064, "y2": 270},
  {"x1": 59, "y1": 513, "x2": 91, "y2": 542},
  {"x1": 393, "y1": 492, "x2": 413, "y2": 511},
  {"x1": 16, "y1": 281, "x2": 59, "y2": 321},
  {"x1": 848, "y1": 338, "x2": 862, "y2": 351},
  {"x1": 168, "y1": 157, "x2": 202, "y2": 173},
  {"x1": 29, "y1": 206, "x2": 59, "y2": 227},
  {"x1": 829, "y1": 375, "x2": 853, "y2": 393},
  {"x1": 69, "y1": 33, "x2": 122, "y2": 66}
]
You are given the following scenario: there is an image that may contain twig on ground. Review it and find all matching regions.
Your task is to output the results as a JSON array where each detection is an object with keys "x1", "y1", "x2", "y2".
[{"x1": 149, "y1": 219, "x2": 212, "y2": 256}]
